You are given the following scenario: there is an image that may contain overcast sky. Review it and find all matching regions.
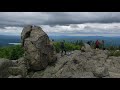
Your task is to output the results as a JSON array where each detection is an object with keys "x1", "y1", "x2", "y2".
[{"x1": 0, "y1": 12, "x2": 120, "y2": 36}]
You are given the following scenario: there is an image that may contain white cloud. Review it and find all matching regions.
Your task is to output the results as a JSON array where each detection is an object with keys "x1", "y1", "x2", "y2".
[
  {"x1": 2, "y1": 12, "x2": 120, "y2": 36},
  {"x1": 1, "y1": 23, "x2": 120, "y2": 36},
  {"x1": 0, "y1": 26, "x2": 23, "y2": 35},
  {"x1": 41, "y1": 23, "x2": 120, "y2": 36}
]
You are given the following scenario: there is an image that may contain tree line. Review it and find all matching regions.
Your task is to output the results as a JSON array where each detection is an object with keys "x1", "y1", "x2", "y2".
[{"x1": 1, "y1": 40, "x2": 120, "y2": 60}]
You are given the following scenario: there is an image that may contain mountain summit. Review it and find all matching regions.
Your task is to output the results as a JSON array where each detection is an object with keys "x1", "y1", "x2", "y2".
[{"x1": 0, "y1": 25, "x2": 120, "y2": 78}]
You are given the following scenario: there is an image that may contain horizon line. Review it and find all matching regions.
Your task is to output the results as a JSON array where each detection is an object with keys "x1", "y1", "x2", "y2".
[{"x1": 1, "y1": 34, "x2": 120, "y2": 37}]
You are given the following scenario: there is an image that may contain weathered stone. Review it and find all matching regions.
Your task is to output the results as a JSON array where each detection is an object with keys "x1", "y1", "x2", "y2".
[
  {"x1": 82, "y1": 43, "x2": 92, "y2": 52},
  {"x1": 11, "y1": 60, "x2": 18, "y2": 66},
  {"x1": 8, "y1": 75, "x2": 22, "y2": 78},
  {"x1": 81, "y1": 46, "x2": 85, "y2": 52},
  {"x1": 109, "y1": 72, "x2": 120, "y2": 78},
  {"x1": 0, "y1": 58, "x2": 13, "y2": 78},
  {"x1": 16, "y1": 49, "x2": 120, "y2": 78},
  {"x1": 105, "y1": 56, "x2": 120, "y2": 73},
  {"x1": 32, "y1": 72, "x2": 43, "y2": 78},
  {"x1": 72, "y1": 72, "x2": 95, "y2": 78},
  {"x1": 8, "y1": 65, "x2": 27, "y2": 78},
  {"x1": 21, "y1": 25, "x2": 57, "y2": 71},
  {"x1": 93, "y1": 66, "x2": 109, "y2": 78}
]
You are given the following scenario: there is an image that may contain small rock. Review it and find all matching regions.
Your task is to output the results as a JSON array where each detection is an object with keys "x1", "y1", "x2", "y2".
[
  {"x1": 93, "y1": 66, "x2": 109, "y2": 78},
  {"x1": 8, "y1": 75, "x2": 22, "y2": 78},
  {"x1": 8, "y1": 65, "x2": 27, "y2": 78},
  {"x1": 0, "y1": 58, "x2": 13, "y2": 78},
  {"x1": 84, "y1": 43, "x2": 92, "y2": 52}
]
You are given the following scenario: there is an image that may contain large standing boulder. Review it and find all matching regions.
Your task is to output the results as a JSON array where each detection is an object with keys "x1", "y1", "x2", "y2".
[{"x1": 21, "y1": 25, "x2": 57, "y2": 71}]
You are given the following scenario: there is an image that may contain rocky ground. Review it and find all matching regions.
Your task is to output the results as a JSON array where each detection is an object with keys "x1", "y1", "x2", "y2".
[
  {"x1": 27, "y1": 49, "x2": 120, "y2": 78},
  {"x1": 1, "y1": 47, "x2": 120, "y2": 78}
]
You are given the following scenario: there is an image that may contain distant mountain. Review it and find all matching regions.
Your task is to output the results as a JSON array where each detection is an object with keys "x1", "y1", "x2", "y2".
[
  {"x1": 0, "y1": 35, "x2": 21, "y2": 47},
  {"x1": 49, "y1": 35, "x2": 120, "y2": 47},
  {"x1": 0, "y1": 35, "x2": 120, "y2": 47}
]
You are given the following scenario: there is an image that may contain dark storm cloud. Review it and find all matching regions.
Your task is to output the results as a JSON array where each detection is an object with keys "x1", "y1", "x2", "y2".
[{"x1": 0, "y1": 12, "x2": 120, "y2": 27}]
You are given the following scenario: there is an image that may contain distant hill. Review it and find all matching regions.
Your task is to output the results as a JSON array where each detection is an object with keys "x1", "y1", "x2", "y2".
[
  {"x1": 0, "y1": 35, "x2": 21, "y2": 47},
  {"x1": 0, "y1": 35, "x2": 120, "y2": 47},
  {"x1": 49, "y1": 36, "x2": 120, "y2": 47}
]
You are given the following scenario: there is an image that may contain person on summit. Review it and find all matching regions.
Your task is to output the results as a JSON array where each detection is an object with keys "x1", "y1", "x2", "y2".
[
  {"x1": 101, "y1": 40, "x2": 105, "y2": 50},
  {"x1": 87, "y1": 41, "x2": 90, "y2": 45},
  {"x1": 60, "y1": 40, "x2": 66, "y2": 56},
  {"x1": 95, "y1": 40, "x2": 100, "y2": 49}
]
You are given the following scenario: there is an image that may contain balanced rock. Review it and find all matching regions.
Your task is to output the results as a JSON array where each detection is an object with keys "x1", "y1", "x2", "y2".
[{"x1": 21, "y1": 25, "x2": 57, "y2": 71}]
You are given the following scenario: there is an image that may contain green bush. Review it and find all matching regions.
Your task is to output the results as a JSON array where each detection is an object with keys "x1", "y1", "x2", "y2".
[
  {"x1": 0, "y1": 41, "x2": 83, "y2": 60},
  {"x1": 0, "y1": 45, "x2": 24, "y2": 60},
  {"x1": 53, "y1": 41, "x2": 83, "y2": 53},
  {"x1": 53, "y1": 42, "x2": 61, "y2": 53}
]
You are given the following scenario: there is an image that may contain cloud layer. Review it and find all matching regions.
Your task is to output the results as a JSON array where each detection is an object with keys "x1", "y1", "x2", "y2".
[
  {"x1": 1, "y1": 12, "x2": 120, "y2": 26},
  {"x1": 1, "y1": 23, "x2": 120, "y2": 36},
  {"x1": 0, "y1": 12, "x2": 120, "y2": 36}
]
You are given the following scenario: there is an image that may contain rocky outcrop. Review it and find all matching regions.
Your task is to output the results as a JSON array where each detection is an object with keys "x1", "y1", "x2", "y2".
[
  {"x1": 1, "y1": 44, "x2": 120, "y2": 78},
  {"x1": 7, "y1": 57, "x2": 28, "y2": 78},
  {"x1": 9, "y1": 46, "x2": 120, "y2": 78},
  {"x1": 21, "y1": 25, "x2": 57, "y2": 71},
  {"x1": 28, "y1": 49, "x2": 113, "y2": 78},
  {"x1": 0, "y1": 58, "x2": 13, "y2": 78},
  {"x1": 5, "y1": 42, "x2": 120, "y2": 78}
]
